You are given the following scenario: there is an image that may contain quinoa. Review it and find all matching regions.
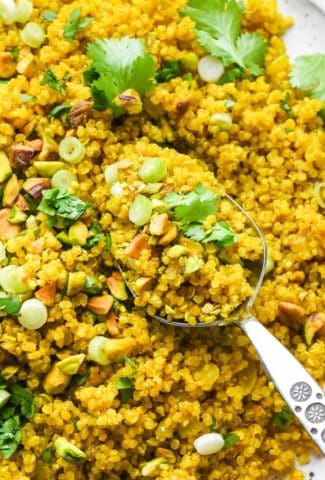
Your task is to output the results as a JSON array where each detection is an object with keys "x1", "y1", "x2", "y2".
[{"x1": 0, "y1": 0, "x2": 324, "y2": 479}]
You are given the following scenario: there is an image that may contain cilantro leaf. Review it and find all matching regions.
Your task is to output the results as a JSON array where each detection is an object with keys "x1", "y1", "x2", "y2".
[
  {"x1": 209, "y1": 416, "x2": 217, "y2": 432},
  {"x1": 0, "y1": 415, "x2": 21, "y2": 459},
  {"x1": 219, "y1": 67, "x2": 244, "y2": 84},
  {"x1": 156, "y1": 60, "x2": 181, "y2": 82},
  {"x1": 165, "y1": 184, "x2": 236, "y2": 248},
  {"x1": 63, "y1": 8, "x2": 94, "y2": 42},
  {"x1": 0, "y1": 297, "x2": 21, "y2": 316},
  {"x1": 9, "y1": 384, "x2": 35, "y2": 419},
  {"x1": 184, "y1": 256, "x2": 204, "y2": 275},
  {"x1": 41, "y1": 11, "x2": 57, "y2": 21},
  {"x1": 116, "y1": 377, "x2": 134, "y2": 403},
  {"x1": 40, "y1": 68, "x2": 69, "y2": 94},
  {"x1": 123, "y1": 356, "x2": 137, "y2": 375},
  {"x1": 290, "y1": 54, "x2": 325, "y2": 118},
  {"x1": 204, "y1": 221, "x2": 236, "y2": 246},
  {"x1": 11, "y1": 47, "x2": 19, "y2": 61},
  {"x1": 85, "y1": 37, "x2": 156, "y2": 115},
  {"x1": 222, "y1": 432, "x2": 240, "y2": 447},
  {"x1": 41, "y1": 445, "x2": 54, "y2": 463},
  {"x1": 273, "y1": 405, "x2": 293, "y2": 429},
  {"x1": 165, "y1": 184, "x2": 218, "y2": 225},
  {"x1": 180, "y1": 0, "x2": 267, "y2": 79},
  {"x1": 48, "y1": 104, "x2": 72, "y2": 118},
  {"x1": 83, "y1": 276, "x2": 102, "y2": 295},
  {"x1": 38, "y1": 188, "x2": 91, "y2": 226}
]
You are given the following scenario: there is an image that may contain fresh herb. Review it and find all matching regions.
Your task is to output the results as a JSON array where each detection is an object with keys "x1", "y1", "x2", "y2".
[
  {"x1": 180, "y1": 0, "x2": 267, "y2": 79},
  {"x1": 184, "y1": 256, "x2": 204, "y2": 275},
  {"x1": 83, "y1": 276, "x2": 102, "y2": 295},
  {"x1": 105, "y1": 233, "x2": 112, "y2": 251},
  {"x1": 290, "y1": 54, "x2": 325, "y2": 119},
  {"x1": 285, "y1": 127, "x2": 292, "y2": 134},
  {"x1": 9, "y1": 384, "x2": 36, "y2": 419},
  {"x1": 0, "y1": 80, "x2": 9, "y2": 85},
  {"x1": 68, "y1": 371, "x2": 89, "y2": 390},
  {"x1": 84, "y1": 37, "x2": 156, "y2": 115},
  {"x1": 183, "y1": 72, "x2": 193, "y2": 86},
  {"x1": 219, "y1": 67, "x2": 245, "y2": 84},
  {"x1": 222, "y1": 432, "x2": 240, "y2": 447},
  {"x1": 0, "y1": 415, "x2": 21, "y2": 459},
  {"x1": 40, "y1": 68, "x2": 70, "y2": 94},
  {"x1": 116, "y1": 377, "x2": 134, "y2": 404},
  {"x1": 156, "y1": 60, "x2": 181, "y2": 82},
  {"x1": 71, "y1": 417, "x2": 79, "y2": 432},
  {"x1": 41, "y1": 11, "x2": 57, "y2": 21},
  {"x1": 209, "y1": 416, "x2": 217, "y2": 432},
  {"x1": 41, "y1": 445, "x2": 54, "y2": 463},
  {"x1": 63, "y1": 8, "x2": 94, "y2": 42},
  {"x1": 19, "y1": 93, "x2": 36, "y2": 103},
  {"x1": 48, "y1": 104, "x2": 72, "y2": 118},
  {"x1": 165, "y1": 184, "x2": 236, "y2": 247},
  {"x1": 0, "y1": 381, "x2": 35, "y2": 459},
  {"x1": 0, "y1": 297, "x2": 21, "y2": 316},
  {"x1": 38, "y1": 188, "x2": 91, "y2": 227},
  {"x1": 86, "y1": 221, "x2": 103, "y2": 248},
  {"x1": 224, "y1": 99, "x2": 236, "y2": 108},
  {"x1": 123, "y1": 356, "x2": 137, "y2": 375},
  {"x1": 11, "y1": 47, "x2": 19, "y2": 62},
  {"x1": 279, "y1": 92, "x2": 294, "y2": 118},
  {"x1": 273, "y1": 405, "x2": 293, "y2": 429}
]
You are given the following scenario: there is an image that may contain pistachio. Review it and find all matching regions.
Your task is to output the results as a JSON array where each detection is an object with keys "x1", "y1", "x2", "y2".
[
  {"x1": 3, "y1": 174, "x2": 20, "y2": 207},
  {"x1": 277, "y1": 302, "x2": 304, "y2": 329},
  {"x1": 106, "y1": 271, "x2": 128, "y2": 301},
  {"x1": 43, "y1": 364, "x2": 71, "y2": 394},
  {"x1": 0, "y1": 52, "x2": 16, "y2": 79},
  {"x1": 149, "y1": 213, "x2": 170, "y2": 236},
  {"x1": 57, "y1": 354, "x2": 85, "y2": 375},
  {"x1": 158, "y1": 224, "x2": 178, "y2": 246},
  {"x1": 11, "y1": 144, "x2": 35, "y2": 168},
  {"x1": 304, "y1": 313, "x2": 325, "y2": 346},
  {"x1": 23, "y1": 177, "x2": 51, "y2": 201},
  {"x1": 16, "y1": 54, "x2": 37, "y2": 78},
  {"x1": 114, "y1": 88, "x2": 142, "y2": 114},
  {"x1": 167, "y1": 245, "x2": 188, "y2": 259},
  {"x1": 68, "y1": 100, "x2": 93, "y2": 128}
]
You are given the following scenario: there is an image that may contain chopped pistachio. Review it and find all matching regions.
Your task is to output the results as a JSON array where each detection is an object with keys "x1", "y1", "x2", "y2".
[
  {"x1": 16, "y1": 54, "x2": 37, "y2": 78},
  {"x1": 106, "y1": 271, "x2": 128, "y2": 301},
  {"x1": 3, "y1": 174, "x2": 20, "y2": 207},
  {"x1": 33, "y1": 161, "x2": 66, "y2": 177},
  {"x1": 54, "y1": 437, "x2": 86, "y2": 464},
  {"x1": 158, "y1": 224, "x2": 178, "y2": 246},
  {"x1": 68, "y1": 221, "x2": 88, "y2": 246},
  {"x1": 7, "y1": 206, "x2": 27, "y2": 224},
  {"x1": 0, "y1": 151, "x2": 12, "y2": 183},
  {"x1": 43, "y1": 364, "x2": 71, "y2": 394},
  {"x1": 114, "y1": 88, "x2": 142, "y2": 114},
  {"x1": 304, "y1": 313, "x2": 325, "y2": 346},
  {"x1": 23, "y1": 177, "x2": 51, "y2": 201},
  {"x1": 38, "y1": 134, "x2": 58, "y2": 161},
  {"x1": 149, "y1": 213, "x2": 170, "y2": 236},
  {"x1": 66, "y1": 271, "x2": 87, "y2": 296},
  {"x1": 167, "y1": 245, "x2": 188, "y2": 259},
  {"x1": 57, "y1": 354, "x2": 85, "y2": 375}
]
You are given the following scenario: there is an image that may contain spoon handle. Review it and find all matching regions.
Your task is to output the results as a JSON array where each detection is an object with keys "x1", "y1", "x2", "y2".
[{"x1": 241, "y1": 315, "x2": 325, "y2": 455}]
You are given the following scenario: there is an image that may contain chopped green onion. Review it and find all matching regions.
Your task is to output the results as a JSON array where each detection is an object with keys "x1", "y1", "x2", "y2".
[
  {"x1": 210, "y1": 113, "x2": 232, "y2": 129},
  {"x1": 313, "y1": 182, "x2": 325, "y2": 208},
  {"x1": 59, "y1": 137, "x2": 85, "y2": 164},
  {"x1": 104, "y1": 164, "x2": 119, "y2": 185},
  {"x1": 129, "y1": 195, "x2": 153, "y2": 226},
  {"x1": 0, "y1": 0, "x2": 18, "y2": 25},
  {"x1": 198, "y1": 56, "x2": 225, "y2": 83},
  {"x1": 110, "y1": 182, "x2": 124, "y2": 197},
  {"x1": 18, "y1": 298, "x2": 48, "y2": 330},
  {"x1": 87, "y1": 336, "x2": 110, "y2": 365},
  {"x1": 194, "y1": 433, "x2": 225, "y2": 455},
  {"x1": 0, "y1": 265, "x2": 35, "y2": 294},
  {"x1": 20, "y1": 22, "x2": 46, "y2": 48},
  {"x1": 51, "y1": 169, "x2": 77, "y2": 191},
  {"x1": 15, "y1": 0, "x2": 33, "y2": 23},
  {"x1": 138, "y1": 158, "x2": 167, "y2": 183},
  {"x1": 0, "y1": 389, "x2": 11, "y2": 408}
]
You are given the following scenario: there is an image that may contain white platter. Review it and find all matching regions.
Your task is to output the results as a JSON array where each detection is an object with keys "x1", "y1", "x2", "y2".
[{"x1": 273, "y1": 0, "x2": 325, "y2": 478}]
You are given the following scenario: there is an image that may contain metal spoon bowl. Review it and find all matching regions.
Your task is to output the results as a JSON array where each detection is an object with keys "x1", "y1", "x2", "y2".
[{"x1": 119, "y1": 195, "x2": 325, "y2": 455}]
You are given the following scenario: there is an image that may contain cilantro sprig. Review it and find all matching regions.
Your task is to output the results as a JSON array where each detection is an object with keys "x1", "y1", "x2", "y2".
[
  {"x1": 0, "y1": 297, "x2": 21, "y2": 316},
  {"x1": 180, "y1": 0, "x2": 267, "y2": 81},
  {"x1": 84, "y1": 37, "x2": 156, "y2": 115},
  {"x1": 41, "y1": 68, "x2": 70, "y2": 94},
  {"x1": 64, "y1": 8, "x2": 94, "y2": 42},
  {"x1": 273, "y1": 405, "x2": 293, "y2": 429},
  {"x1": 165, "y1": 184, "x2": 236, "y2": 247},
  {"x1": 0, "y1": 379, "x2": 36, "y2": 459},
  {"x1": 290, "y1": 54, "x2": 325, "y2": 119},
  {"x1": 38, "y1": 188, "x2": 91, "y2": 227}
]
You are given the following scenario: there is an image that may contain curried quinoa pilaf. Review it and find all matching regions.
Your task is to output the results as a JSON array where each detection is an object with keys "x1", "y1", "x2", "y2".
[{"x1": 0, "y1": 0, "x2": 324, "y2": 479}]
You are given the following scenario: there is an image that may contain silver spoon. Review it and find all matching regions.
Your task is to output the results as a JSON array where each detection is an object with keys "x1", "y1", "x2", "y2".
[{"x1": 119, "y1": 194, "x2": 325, "y2": 455}]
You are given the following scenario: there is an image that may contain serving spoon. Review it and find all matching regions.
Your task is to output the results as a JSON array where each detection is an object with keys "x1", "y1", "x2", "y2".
[{"x1": 119, "y1": 194, "x2": 325, "y2": 455}]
